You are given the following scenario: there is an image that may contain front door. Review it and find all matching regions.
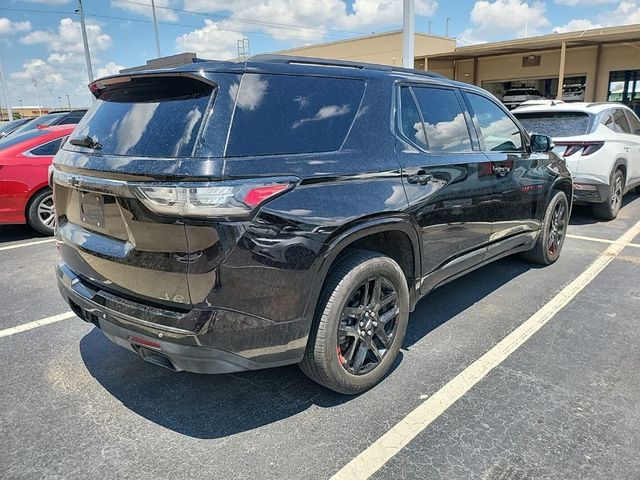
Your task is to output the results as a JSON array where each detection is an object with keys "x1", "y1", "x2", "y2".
[{"x1": 395, "y1": 85, "x2": 497, "y2": 294}]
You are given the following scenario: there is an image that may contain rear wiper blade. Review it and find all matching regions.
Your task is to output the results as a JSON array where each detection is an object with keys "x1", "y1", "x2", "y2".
[{"x1": 69, "y1": 134, "x2": 102, "y2": 150}]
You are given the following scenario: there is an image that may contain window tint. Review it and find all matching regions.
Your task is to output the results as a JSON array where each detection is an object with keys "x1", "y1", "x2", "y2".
[
  {"x1": 68, "y1": 77, "x2": 213, "y2": 157},
  {"x1": 612, "y1": 109, "x2": 631, "y2": 133},
  {"x1": 411, "y1": 87, "x2": 472, "y2": 153},
  {"x1": 57, "y1": 112, "x2": 85, "y2": 125},
  {"x1": 466, "y1": 93, "x2": 524, "y2": 152},
  {"x1": 625, "y1": 110, "x2": 640, "y2": 135},
  {"x1": 514, "y1": 112, "x2": 591, "y2": 137},
  {"x1": 30, "y1": 138, "x2": 63, "y2": 156},
  {"x1": 0, "y1": 128, "x2": 47, "y2": 150},
  {"x1": 226, "y1": 74, "x2": 364, "y2": 157},
  {"x1": 11, "y1": 113, "x2": 63, "y2": 136},
  {"x1": 399, "y1": 87, "x2": 427, "y2": 149}
]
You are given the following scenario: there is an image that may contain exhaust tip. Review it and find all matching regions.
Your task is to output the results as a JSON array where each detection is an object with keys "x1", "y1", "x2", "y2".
[{"x1": 136, "y1": 347, "x2": 177, "y2": 371}]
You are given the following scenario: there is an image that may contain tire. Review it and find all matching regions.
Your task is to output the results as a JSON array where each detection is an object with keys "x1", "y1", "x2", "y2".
[
  {"x1": 521, "y1": 190, "x2": 569, "y2": 265},
  {"x1": 635, "y1": 186, "x2": 640, "y2": 195},
  {"x1": 27, "y1": 188, "x2": 56, "y2": 235},
  {"x1": 593, "y1": 169, "x2": 624, "y2": 221},
  {"x1": 300, "y1": 249, "x2": 410, "y2": 395}
]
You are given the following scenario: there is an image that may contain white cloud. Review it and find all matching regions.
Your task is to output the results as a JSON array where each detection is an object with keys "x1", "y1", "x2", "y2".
[
  {"x1": 96, "y1": 61, "x2": 126, "y2": 78},
  {"x1": 11, "y1": 58, "x2": 66, "y2": 87},
  {"x1": 175, "y1": 19, "x2": 244, "y2": 59},
  {"x1": 552, "y1": 1, "x2": 640, "y2": 33},
  {"x1": 555, "y1": 0, "x2": 616, "y2": 5},
  {"x1": 465, "y1": 0, "x2": 550, "y2": 40},
  {"x1": 0, "y1": 18, "x2": 31, "y2": 35},
  {"x1": 553, "y1": 19, "x2": 601, "y2": 33},
  {"x1": 21, "y1": 18, "x2": 112, "y2": 53},
  {"x1": 181, "y1": 0, "x2": 438, "y2": 42},
  {"x1": 110, "y1": 0, "x2": 179, "y2": 22}
]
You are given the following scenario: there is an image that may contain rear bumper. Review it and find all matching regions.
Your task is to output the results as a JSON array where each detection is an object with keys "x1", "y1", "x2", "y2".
[
  {"x1": 56, "y1": 260, "x2": 308, "y2": 374},
  {"x1": 572, "y1": 177, "x2": 609, "y2": 204}
]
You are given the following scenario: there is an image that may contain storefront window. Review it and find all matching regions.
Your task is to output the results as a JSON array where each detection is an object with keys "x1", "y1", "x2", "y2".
[{"x1": 607, "y1": 70, "x2": 640, "y2": 112}]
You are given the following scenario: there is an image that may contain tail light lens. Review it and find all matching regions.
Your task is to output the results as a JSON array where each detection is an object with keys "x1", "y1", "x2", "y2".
[
  {"x1": 132, "y1": 177, "x2": 298, "y2": 218},
  {"x1": 560, "y1": 142, "x2": 604, "y2": 157}
]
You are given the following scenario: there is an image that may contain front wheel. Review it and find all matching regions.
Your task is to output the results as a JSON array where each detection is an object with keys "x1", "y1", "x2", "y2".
[
  {"x1": 27, "y1": 188, "x2": 55, "y2": 235},
  {"x1": 300, "y1": 250, "x2": 409, "y2": 395},
  {"x1": 521, "y1": 190, "x2": 569, "y2": 265}
]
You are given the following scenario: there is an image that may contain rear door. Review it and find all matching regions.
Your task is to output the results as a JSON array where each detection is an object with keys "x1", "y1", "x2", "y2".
[
  {"x1": 462, "y1": 91, "x2": 544, "y2": 246},
  {"x1": 395, "y1": 84, "x2": 496, "y2": 293},
  {"x1": 52, "y1": 75, "x2": 217, "y2": 308}
]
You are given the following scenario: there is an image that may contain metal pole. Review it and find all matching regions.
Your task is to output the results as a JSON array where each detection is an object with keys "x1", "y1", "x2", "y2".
[
  {"x1": 557, "y1": 41, "x2": 567, "y2": 100},
  {"x1": 66, "y1": 94, "x2": 71, "y2": 108},
  {"x1": 33, "y1": 79, "x2": 42, "y2": 115},
  {"x1": 151, "y1": 0, "x2": 161, "y2": 57},
  {"x1": 19, "y1": 99, "x2": 23, "y2": 118},
  {"x1": 58, "y1": 96, "x2": 63, "y2": 109},
  {"x1": 76, "y1": 0, "x2": 94, "y2": 82},
  {"x1": 446, "y1": 17, "x2": 451, "y2": 37},
  {"x1": 0, "y1": 54, "x2": 13, "y2": 121},
  {"x1": 402, "y1": 0, "x2": 415, "y2": 69},
  {"x1": 428, "y1": 21, "x2": 432, "y2": 34}
]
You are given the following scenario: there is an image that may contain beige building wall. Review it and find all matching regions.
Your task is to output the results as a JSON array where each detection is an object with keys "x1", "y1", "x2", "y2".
[
  {"x1": 428, "y1": 43, "x2": 640, "y2": 102},
  {"x1": 277, "y1": 31, "x2": 455, "y2": 67}
]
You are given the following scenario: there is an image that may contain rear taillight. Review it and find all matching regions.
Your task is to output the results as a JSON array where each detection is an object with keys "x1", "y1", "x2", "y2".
[
  {"x1": 560, "y1": 142, "x2": 604, "y2": 157},
  {"x1": 132, "y1": 177, "x2": 298, "y2": 218}
]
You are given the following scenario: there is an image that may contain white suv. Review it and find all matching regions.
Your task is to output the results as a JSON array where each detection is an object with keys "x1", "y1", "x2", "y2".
[{"x1": 514, "y1": 102, "x2": 640, "y2": 220}]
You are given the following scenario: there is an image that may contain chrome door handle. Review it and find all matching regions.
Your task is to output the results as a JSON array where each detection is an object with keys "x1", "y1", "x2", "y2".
[{"x1": 407, "y1": 172, "x2": 432, "y2": 185}]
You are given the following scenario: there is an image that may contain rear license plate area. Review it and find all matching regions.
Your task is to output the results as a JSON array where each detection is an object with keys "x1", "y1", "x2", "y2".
[{"x1": 79, "y1": 191, "x2": 105, "y2": 228}]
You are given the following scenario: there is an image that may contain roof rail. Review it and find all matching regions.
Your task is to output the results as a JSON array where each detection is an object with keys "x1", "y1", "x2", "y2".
[{"x1": 246, "y1": 54, "x2": 445, "y2": 78}]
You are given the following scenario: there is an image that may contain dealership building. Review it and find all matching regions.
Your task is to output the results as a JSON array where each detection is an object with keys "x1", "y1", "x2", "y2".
[{"x1": 280, "y1": 24, "x2": 640, "y2": 112}]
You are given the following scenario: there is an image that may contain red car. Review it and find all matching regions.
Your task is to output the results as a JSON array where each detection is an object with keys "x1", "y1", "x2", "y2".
[{"x1": 0, "y1": 125, "x2": 75, "y2": 234}]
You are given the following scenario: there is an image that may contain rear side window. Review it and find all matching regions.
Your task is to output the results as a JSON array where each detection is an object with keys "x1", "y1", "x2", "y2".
[
  {"x1": 410, "y1": 86, "x2": 473, "y2": 153},
  {"x1": 466, "y1": 93, "x2": 524, "y2": 152},
  {"x1": 69, "y1": 77, "x2": 213, "y2": 157},
  {"x1": 225, "y1": 74, "x2": 364, "y2": 157},
  {"x1": 514, "y1": 111, "x2": 591, "y2": 137},
  {"x1": 399, "y1": 87, "x2": 427, "y2": 149},
  {"x1": 30, "y1": 138, "x2": 63, "y2": 156},
  {"x1": 603, "y1": 109, "x2": 631, "y2": 134}
]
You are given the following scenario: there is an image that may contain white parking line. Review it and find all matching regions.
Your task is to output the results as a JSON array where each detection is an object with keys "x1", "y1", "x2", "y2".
[
  {"x1": 0, "y1": 238, "x2": 56, "y2": 252},
  {"x1": 566, "y1": 233, "x2": 640, "y2": 249},
  {"x1": 0, "y1": 311, "x2": 75, "y2": 338},
  {"x1": 331, "y1": 219, "x2": 640, "y2": 480}
]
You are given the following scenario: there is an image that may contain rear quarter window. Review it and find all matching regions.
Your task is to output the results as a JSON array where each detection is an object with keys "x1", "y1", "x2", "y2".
[{"x1": 225, "y1": 74, "x2": 365, "y2": 157}]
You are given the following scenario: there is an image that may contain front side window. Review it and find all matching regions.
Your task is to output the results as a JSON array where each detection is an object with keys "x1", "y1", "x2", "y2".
[
  {"x1": 67, "y1": 76, "x2": 213, "y2": 157},
  {"x1": 466, "y1": 93, "x2": 524, "y2": 152},
  {"x1": 226, "y1": 74, "x2": 365, "y2": 157},
  {"x1": 410, "y1": 87, "x2": 473, "y2": 153},
  {"x1": 29, "y1": 138, "x2": 63, "y2": 156}
]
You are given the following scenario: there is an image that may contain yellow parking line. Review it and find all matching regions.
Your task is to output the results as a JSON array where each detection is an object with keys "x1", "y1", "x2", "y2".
[
  {"x1": 566, "y1": 233, "x2": 640, "y2": 249},
  {"x1": 0, "y1": 238, "x2": 56, "y2": 252},
  {"x1": 0, "y1": 312, "x2": 75, "y2": 338},
  {"x1": 331, "y1": 219, "x2": 640, "y2": 480}
]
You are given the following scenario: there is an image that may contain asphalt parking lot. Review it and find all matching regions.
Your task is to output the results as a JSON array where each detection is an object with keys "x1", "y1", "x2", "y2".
[{"x1": 1, "y1": 194, "x2": 640, "y2": 480}]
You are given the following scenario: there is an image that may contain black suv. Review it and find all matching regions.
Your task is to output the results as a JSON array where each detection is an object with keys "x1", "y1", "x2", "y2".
[{"x1": 52, "y1": 55, "x2": 571, "y2": 394}]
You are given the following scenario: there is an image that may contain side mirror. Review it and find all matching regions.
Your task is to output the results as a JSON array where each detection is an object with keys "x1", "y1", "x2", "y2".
[{"x1": 530, "y1": 133, "x2": 554, "y2": 153}]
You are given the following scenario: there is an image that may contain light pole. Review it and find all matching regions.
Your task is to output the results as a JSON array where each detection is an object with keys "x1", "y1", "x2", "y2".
[
  {"x1": 66, "y1": 95, "x2": 71, "y2": 108},
  {"x1": 151, "y1": 0, "x2": 161, "y2": 57},
  {"x1": 0, "y1": 54, "x2": 12, "y2": 121},
  {"x1": 58, "y1": 96, "x2": 63, "y2": 110},
  {"x1": 19, "y1": 99, "x2": 23, "y2": 118},
  {"x1": 32, "y1": 79, "x2": 42, "y2": 115},
  {"x1": 402, "y1": 0, "x2": 415, "y2": 69},
  {"x1": 76, "y1": 0, "x2": 94, "y2": 82},
  {"x1": 445, "y1": 17, "x2": 451, "y2": 37}
]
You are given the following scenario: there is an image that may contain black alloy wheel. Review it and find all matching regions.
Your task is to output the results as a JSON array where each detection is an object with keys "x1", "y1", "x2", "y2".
[
  {"x1": 336, "y1": 275, "x2": 400, "y2": 375},
  {"x1": 547, "y1": 199, "x2": 567, "y2": 256}
]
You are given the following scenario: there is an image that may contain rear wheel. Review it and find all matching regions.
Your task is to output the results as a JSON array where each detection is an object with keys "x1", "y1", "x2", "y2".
[
  {"x1": 300, "y1": 250, "x2": 409, "y2": 395},
  {"x1": 27, "y1": 188, "x2": 55, "y2": 235},
  {"x1": 521, "y1": 190, "x2": 568, "y2": 265},
  {"x1": 593, "y1": 169, "x2": 624, "y2": 221}
]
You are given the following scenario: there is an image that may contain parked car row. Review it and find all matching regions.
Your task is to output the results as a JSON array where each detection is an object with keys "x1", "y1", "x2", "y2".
[{"x1": 0, "y1": 110, "x2": 87, "y2": 234}]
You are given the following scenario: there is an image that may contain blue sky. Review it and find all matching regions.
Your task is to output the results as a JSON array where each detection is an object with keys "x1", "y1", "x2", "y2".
[{"x1": 0, "y1": 0, "x2": 638, "y2": 108}]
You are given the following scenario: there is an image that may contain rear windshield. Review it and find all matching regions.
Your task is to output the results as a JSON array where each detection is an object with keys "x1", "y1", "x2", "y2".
[
  {"x1": 225, "y1": 74, "x2": 365, "y2": 157},
  {"x1": 68, "y1": 77, "x2": 213, "y2": 157},
  {"x1": 514, "y1": 111, "x2": 591, "y2": 137},
  {"x1": 11, "y1": 113, "x2": 63, "y2": 136},
  {"x1": 0, "y1": 128, "x2": 47, "y2": 150}
]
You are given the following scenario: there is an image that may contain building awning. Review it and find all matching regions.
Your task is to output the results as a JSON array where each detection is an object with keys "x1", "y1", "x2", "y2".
[{"x1": 424, "y1": 24, "x2": 640, "y2": 61}]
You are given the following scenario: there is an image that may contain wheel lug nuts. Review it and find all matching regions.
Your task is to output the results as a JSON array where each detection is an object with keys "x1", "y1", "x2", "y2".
[
  {"x1": 373, "y1": 321, "x2": 378, "y2": 327},
  {"x1": 367, "y1": 330, "x2": 372, "y2": 336},
  {"x1": 359, "y1": 321, "x2": 364, "y2": 327}
]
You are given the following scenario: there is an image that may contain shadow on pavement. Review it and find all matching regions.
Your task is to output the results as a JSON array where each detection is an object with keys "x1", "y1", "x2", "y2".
[
  {"x1": 0, "y1": 224, "x2": 47, "y2": 244},
  {"x1": 569, "y1": 192, "x2": 639, "y2": 226},
  {"x1": 80, "y1": 255, "x2": 530, "y2": 439}
]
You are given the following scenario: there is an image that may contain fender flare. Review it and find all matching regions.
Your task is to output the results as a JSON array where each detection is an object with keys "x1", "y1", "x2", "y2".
[{"x1": 302, "y1": 216, "x2": 422, "y2": 319}]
